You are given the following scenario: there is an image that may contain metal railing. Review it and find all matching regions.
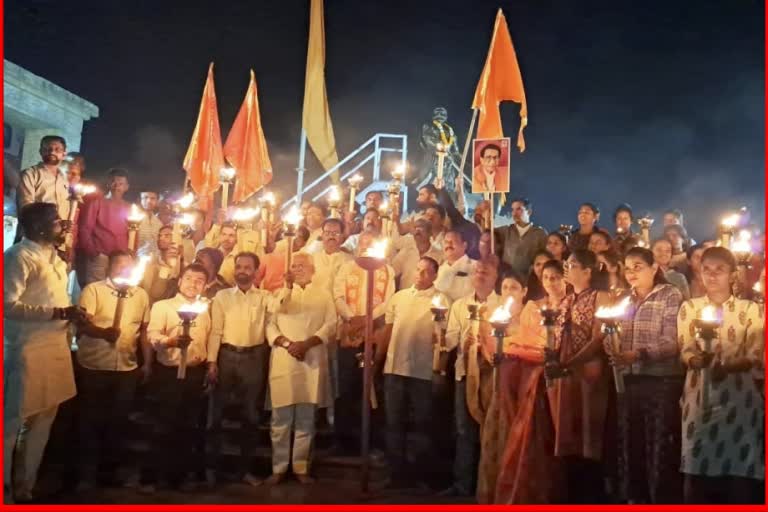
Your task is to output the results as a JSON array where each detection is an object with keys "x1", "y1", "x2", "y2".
[{"x1": 282, "y1": 133, "x2": 407, "y2": 211}]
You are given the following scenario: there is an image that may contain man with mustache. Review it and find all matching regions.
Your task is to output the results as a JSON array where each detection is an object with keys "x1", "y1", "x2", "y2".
[
  {"x1": 206, "y1": 252, "x2": 288, "y2": 487},
  {"x1": 16, "y1": 136, "x2": 72, "y2": 226},
  {"x1": 4, "y1": 202, "x2": 87, "y2": 502}
]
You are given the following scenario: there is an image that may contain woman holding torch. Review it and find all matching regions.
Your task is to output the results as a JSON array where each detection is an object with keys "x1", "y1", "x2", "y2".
[
  {"x1": 606, "y1": 247, "x2": 684, "y2": 503},
  {"x1": 677, "y1": 247, "x2": 764, "y2": 504},
  {"x1": 548, "y1": 249, "x2": 613, "y2": 503}
]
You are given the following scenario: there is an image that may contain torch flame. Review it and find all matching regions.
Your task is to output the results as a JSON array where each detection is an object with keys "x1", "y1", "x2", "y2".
[
  {"x1": 219, "y1": 166, "x2": 236, "y2": 181},
  {"x1": 699, "y1": 305, "x2": 720, "y2": 323},
  {"x1": 283, "y1": 205, "x2": 302, "y2": 227},
  {"x1": 378, "y1": 201, "x2": 390, "y2": 216},
  {"x1": 112, "y1": 255, "x2": 151, "y2": 288},
  {"x1": 753, "y1": 281, "x2": 763, "y2": 294},
  {"x1": 232, "y1": 207, "x2": 260, "y2": 222},
  {"x1": 431, "y1": 294, "x2": 448, "y2": 310},
  {"x1": 392, "y1": 163, "x2": 406, "y2": 179},
  {"x1": 127, "y1": 204, "x2": 146, "y2": 223},
  {"x1": 363, "y1": 238, "x2": 388, "y2": 259},
  {"x1": 730, "y1": 231, "x2": 752, "y2": 256},
  {"x1": 178, "y1": 213, "x2": 196, "y2": 226},
  {"x1": 638, "y1": 215, "x2": 654, "y2": 226},
  {"x1": 489, "y1": 297, "x2": 514, "y2": 324},
  {"x1": 327, "y1": 186, "x2": 342, "y2": 204},
  {"x1": 177, "y1": 296, "x2": 210, "y2": 315},
  {"x1": 260, "y1": 191, "x2": 276, "y2": 206},
  {"x1": 436, "y1": 142, "x2": 445, "y2": 153},
  {"x1": 721, "y1": 213, "x2": 740, "y2": 229},
  {"x1": 595, "y1": 296, "x2": 631, "y2": 320},
  {"x1": 348, "y1": 174, "x2": 364, "y2": 187},
  {"x1": 72, "y1": 183, "x2": 97, "y2": 196},
  {"x1": 176, "y1": 193, "x2": 195, "y2": 210}
]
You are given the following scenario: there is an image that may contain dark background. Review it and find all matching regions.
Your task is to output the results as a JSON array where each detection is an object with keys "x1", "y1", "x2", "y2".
[{"x1": 5, "y1": 0, "x2": 764, "y2": 240}]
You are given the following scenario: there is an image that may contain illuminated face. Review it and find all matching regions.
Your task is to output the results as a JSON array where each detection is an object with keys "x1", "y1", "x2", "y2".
[
  {"x1": 178, "y1": 269, "x2": 207, "y2": 299},
  {"x1": 577, "y1": 206, "x2": 598, "y2": 228},
  {"x1": 701, "y1": 258, "x2": 734, "y2": 295},
  {"x1": 546, "y1": 234, "x2": 566, "y2": 260},
  {"x1": 363, "y1": 210, "x2": 381, "y2": 234},
  {"x1": 471, "y1": 261, "x2": 496, "y2": 291},
  {"x1": 413, "y1": 259, "x2": 437, "y2": 289},
  {"x1": 219, "y1": 226, "x2": 237, "y2": 252},
  {"x1": 417, "y1": 188, "x2": 435, "y2": 208},
  {"x1": 40, "y1": 140, "x2": 66, "y2": 166},
  {"x1": 564, "y1": 255, "x2": 590, "y2": 289},
  {"x1": 157, "y1": 227, "x2": 173, "y2": 251},
  {"x1": 141, "y1": 192, "x2": 159, "y2": 212},
  {"x1": 291, "y1": 254, "x2": 315, "y2": 286},
  {"x1": 480, "y1": 147, "x2": 500, "y2": 174},
  {"x1": 425, "y1": 207, "x2": 443, "y2": 231},
  {"x1": 109, "y1": 254, "x2": 134, "y2": 280},
  {"x1": 532, "y1": 254, "x2": 550, "y2": 280},
  {"x1": 663, "y1": 213, "x2": 681, "y2": 226},
  {"x1": 588, "y1": 233, "x2": 611, "y2": 254},
  {"x1": 234, "y1": 255, "x2": 257, "y2": 287},
  {"x1": 365, "y1": 192, "x2": 383, "y2": 211},
  {"x1": 541, "y1": 267, "x2": 566, "y2": 297},
  {"x1": 510, "y1": 201, "x2": 530, "y2": 225},
  {"x1": 652, "y1": 240, "x2": 673, "y2": 267},
  {"x1": 109, "y1": 176, "x2": 130, "y2": 197},
  {"x1": 306, "y1": 205, "x2": 325, "y2": 230},
  {"x1": 615, "y1": 211, "x2": 632, "y2": 232},
  {"x1": 500, "y1": 277, "x2": 526, "y2": 304},
  {"x1": 322, "y1": 221, "x2": 343, "y2": 253},
  {"x1": 624, "y1": 255, "x2": 656, "y2": 290},
  {"x1": 443, "y1": 231, "x2": 466, "y2": 262},
  {"x1": 67, "y1": 163, "x2": 83, "y2": 185},
  {"x1": 413, "y1": 221, "x2": 432, "y2": 246}
]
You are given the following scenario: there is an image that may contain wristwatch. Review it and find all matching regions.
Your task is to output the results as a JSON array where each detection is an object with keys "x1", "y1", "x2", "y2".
[{"x1": 280, "y1": 338, "x2": 291, "y2": 349}]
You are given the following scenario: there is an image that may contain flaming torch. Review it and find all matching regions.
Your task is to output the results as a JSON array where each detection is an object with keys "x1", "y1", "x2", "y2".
[
  {"x1": 435, "y1": 142, "x2": 447, "y2": 189},
  {"x1": 348, "y1": 174, "x2": 364, "y2": 213},
  {"x1": 282, "y1": 206, "x2": 302, "y2": 284},
  {"x1": 219, "y1": 166, "x2": 236, "y2": 210},
  {"x1": 558, "y1": 224, "x2": 573, "y2": 244},
  {"x1": 378, "y1": 201, "x2": 392, "y2": 239},
  {"x1": 126, "y1": 204, "x2": 146, "y2": 252},
  {"x1": 488, "y1": 298, "x2": 514, "y2": 392},
  {"x1": 596, "y1": 296, "x2": 631, "y2": 394},
  {"x1": 753, "y1": 281, "x2": 764, "y2": 305},
  {"x1": 388, "y1": 163, "x2": 406, "y2": 218},
  {"x1": 719, "y1": 213, "x2": 740, "y2": 248},
  {"x1": 637, "y1": 214, "x2": 654, "y2": 246},
  {"x1": 354, "y1": 238, "x2": 388, "y2": 493},
  {"x1": 327, "y1": 186, "x2": 343, "y2": 219},
  {"x1": 176, "y1": 297, "x2": 209, "y2": 379},
  {"x1": 66, "y1": 183, "x2": 97, "y2": 250},
  {"x1": 259, "y1": 191, "x2": 277, "y2": 246},
  {"x1": 693, "y1": 305, "x2": 722, "y2": 410},
  {"x1": 539, "y1": 306, "x2": 560, "y2": 388},
  {"x1": 731, "y1": 230, "x2": 753, "y2": 299},
  {"x1": 430, "y1": 294, "x2": 450, "y2": 376},
  {"x1": 111, "y1": 255, "x2": 150, "y2": 330}
]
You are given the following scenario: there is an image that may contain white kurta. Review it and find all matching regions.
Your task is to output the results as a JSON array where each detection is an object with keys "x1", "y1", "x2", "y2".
[
  {"x1": 435, "y1": 254, "x2": 476, "y2": 302},
  {"x1": 4, "y1": 239, "x2": 76, "y2": 418},
  {"x1": 266, "y1": 283, "x2": 336, "y2": 409},
  {"x1": 312, "y1": 249, "x2": 353, "y2": 295}
]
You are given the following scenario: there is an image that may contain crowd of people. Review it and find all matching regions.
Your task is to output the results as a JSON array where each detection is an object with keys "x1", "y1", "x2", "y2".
[{"x1": 3, "y1": 134, "x2": 765, "y2": 504}]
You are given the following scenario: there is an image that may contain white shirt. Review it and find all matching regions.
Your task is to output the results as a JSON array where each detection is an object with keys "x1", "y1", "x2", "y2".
[
  {"x1": 208, "y1": 285, "x2": 287, "y2": 362},
  {"x1": 17, "y1": 164, "x2": 71, "y2": 221},
  {"x1": 435, "y1": 254, "x2": 476, "y2": 302},
  {"x1": 312, "y1": 249, "x2": 353, "y2": 294},
  {"x1": 78, "y1": 280, "x2": 150, "y2": 371},
  {"x1": 445, "y1": 291, "x2": 503, "y2": 381},
  {"x1": 391, "y1": 235, "x2": 421, "y2": 290},
  {"x1": 148, "y1": 294, "x2": 211, "y2": 367},
  {"x1": 334, "y1": 260, "x2": 396, "y2": 320},
  {"x1": 384, "y1": 285, "x2": 446, "y2": 381},
  {"x1": 4, "y1": 238, "x2": 76, "y2": 416},
  {"x1": 266, "y1": 282, "x2": 336, "y2": 408}
]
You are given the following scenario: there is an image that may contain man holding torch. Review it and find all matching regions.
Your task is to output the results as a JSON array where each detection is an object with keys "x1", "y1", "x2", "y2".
[
  {"x1": 142, "y1": 263, "x2": 211, "y2": 492},
  {"x1": 75, "y1": 250, "x2": 152, "y2": 489}
]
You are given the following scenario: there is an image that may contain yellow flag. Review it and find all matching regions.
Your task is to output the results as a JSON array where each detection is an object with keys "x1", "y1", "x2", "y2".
[{"x1": 302, "y1": 0, "x2": 340, "y2": 179}]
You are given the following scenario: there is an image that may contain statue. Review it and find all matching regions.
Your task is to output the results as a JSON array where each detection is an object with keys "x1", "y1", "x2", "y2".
[{"x1": 416, "y1": 107, "x2": 462, "y2": 195}]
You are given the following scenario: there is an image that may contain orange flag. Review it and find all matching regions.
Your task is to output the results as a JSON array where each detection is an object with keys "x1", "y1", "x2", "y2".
[
  {"x1": 224, "y1": 70, "x2": 273, "y2": 203},
  {"x1": 183, "y1": 63, "x2": 225, "y2": 210},
  {"x1": 471, "y1": 9, "x2": 528, "y2": 151}
]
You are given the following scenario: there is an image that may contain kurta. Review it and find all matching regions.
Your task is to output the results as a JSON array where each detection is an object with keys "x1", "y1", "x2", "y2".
[
  {"x1": 4, "y1": 239, "x2": 76, "y2": 418},
  {"x1": 312, "y1": 249, "x2": 352, "y2": 294},
  {"x1": 678, "y1": 296, "x2": 765, "y2": 480},
  {"x1": 266, "y1": 283, "x2": 336, "y2": 409}
]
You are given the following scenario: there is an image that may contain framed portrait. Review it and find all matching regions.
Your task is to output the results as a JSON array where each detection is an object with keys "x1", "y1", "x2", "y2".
[{"x1": 471, "y1": 137, "x2": 511, "y2": 194}]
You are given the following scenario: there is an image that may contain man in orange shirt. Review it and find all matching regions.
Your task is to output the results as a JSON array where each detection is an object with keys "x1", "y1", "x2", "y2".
[{"x1": 256, "y1": 226, "x2": 310, "y2": 292}]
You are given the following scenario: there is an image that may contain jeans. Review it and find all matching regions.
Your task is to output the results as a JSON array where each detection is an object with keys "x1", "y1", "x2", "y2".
[
  {"x1": 453, "y1": 379, "x2": 479, "y2": 494},
  {"x1": 384, "y1": 374, "x2": 432, "y2": 478}
]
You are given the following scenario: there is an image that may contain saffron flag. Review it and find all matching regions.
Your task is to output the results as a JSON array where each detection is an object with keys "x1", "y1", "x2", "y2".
[
  {"x1": 183, "y1": 63, "x2": 225, "y2": 210},
  {"x1": 224, "y1": 70, "x2": 273, "y2": 203},
  {"x1": 471, "y1": 9, "x2": 528, "y2": 152},
  {"x1": 302, "y1": 0, "x2": 340, "y2": 177}
]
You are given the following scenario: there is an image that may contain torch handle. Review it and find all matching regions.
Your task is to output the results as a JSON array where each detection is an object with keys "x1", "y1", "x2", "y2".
[
  {"x1": 177, "y1": 323, "x2": 191, "y2": 380},
  {"x1": 285, "y1": 235, "x2": 294, "y2": 288},
  {"x1": 701, "y1": 335, "x2": 713, "y2": 409},
  {"x1": 221, "y1": 182, "x2": 229, "y2": 211},
  {"x1": 349, "y1": 188, "x2": 356, "y2": 213},
  {"x1": 112, "y1": 296, "x2": 126, "y2": 330},
  {"x1": 641, "y1": 227, "x2": 650, "y2": 245},
  {"x1": 545, "y1": 326, "x2": 556, "y2": 388},
  {"x1": 128, "y1": 230, "x2": 137, "y2": 253},
  {"x1": 68, "y1": 200, "x2": 79, "y2": 222},
  {"x1": 610, "y1": 332, "x2": 625, "y2": 394}
]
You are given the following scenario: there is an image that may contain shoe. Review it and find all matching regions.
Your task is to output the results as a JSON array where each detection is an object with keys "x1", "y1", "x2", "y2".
[
  {"x1": 13, "y1": 490, "x2": 34, "y2": 503},
  {"x1": 295, "y1": 474, "x2": 316, "y2": 485},
  {"x1": 264, "y1": 473, "x2": 286, "y2": 486},
  {"x1": 242, "y1": 473, "x2": 262, "y2": 487}
]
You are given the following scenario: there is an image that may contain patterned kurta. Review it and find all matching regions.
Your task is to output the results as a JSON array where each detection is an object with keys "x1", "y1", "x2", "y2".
[{"x1": 677, "y1": 296, "x2": 765, "y2": 480}]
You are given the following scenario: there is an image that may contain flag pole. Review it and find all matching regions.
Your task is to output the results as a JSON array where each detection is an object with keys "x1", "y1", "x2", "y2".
[
  {"x1": 490, "y1": 192, "x2": 495, "y2": 255},
  {"x1": 296, "y1": 128, "x2": 307, "y2": 205},
  {"x1": 456, "y1": 108, "x2": 479, "y2": 216}
]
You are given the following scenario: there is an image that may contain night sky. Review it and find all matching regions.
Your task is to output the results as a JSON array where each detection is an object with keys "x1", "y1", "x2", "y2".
[{"x1": 5, "y1": 0, "x2": 764, "y2": 240}]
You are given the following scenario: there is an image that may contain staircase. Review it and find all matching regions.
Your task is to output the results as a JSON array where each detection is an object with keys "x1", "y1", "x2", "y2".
[{"x1": 282, "y1": 133, "x2": 408, "y2": 211}]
